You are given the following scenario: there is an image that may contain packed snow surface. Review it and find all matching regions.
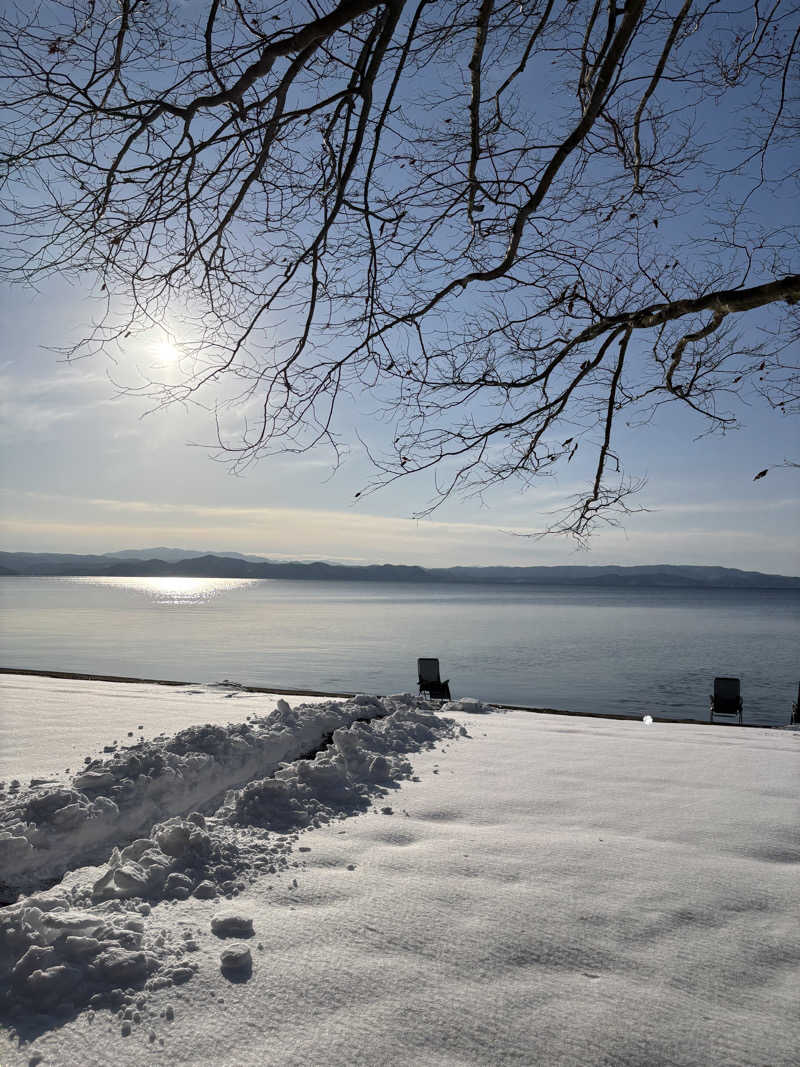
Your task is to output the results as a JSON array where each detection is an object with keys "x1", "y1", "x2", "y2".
[{"x1": 0, "y1": 681, "x2": 797, "y2": 1066}]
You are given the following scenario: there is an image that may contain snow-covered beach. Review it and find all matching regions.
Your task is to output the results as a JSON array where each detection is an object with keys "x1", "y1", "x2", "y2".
[
  {"x1": 0, "y1": 672, "x2": 345, "y2": 785},
  {"x1": 1, "y1": 675, "x2": 797, "y2": 1065}
]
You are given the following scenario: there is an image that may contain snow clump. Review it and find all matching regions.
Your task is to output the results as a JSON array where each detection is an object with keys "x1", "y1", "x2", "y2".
[
  {"x1": 210, "y1": 912, "x2": 254, "y2": 939},
  {"x1": 442, "y1": 697, "x2": 495, "y2": 715},
  {"x1": 219, "y1": 945, "x2": 252, "y2": 975},
  {"x1": 0, "y1": 888, "x2": 160, "y2": 1019}
]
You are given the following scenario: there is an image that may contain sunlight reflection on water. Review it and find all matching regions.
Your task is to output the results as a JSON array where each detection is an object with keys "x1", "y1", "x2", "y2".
[{"x1": 57, "y1": 576, "x2": 260, "y2": 605}]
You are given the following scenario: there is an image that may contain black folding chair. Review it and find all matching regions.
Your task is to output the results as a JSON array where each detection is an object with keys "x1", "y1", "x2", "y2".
[
  {"x1": 710, "y1": 677, "x2": 743, "y2": 724},
  {"x1": 417, "y1": 657, "x2": 451, "y2": 700}
]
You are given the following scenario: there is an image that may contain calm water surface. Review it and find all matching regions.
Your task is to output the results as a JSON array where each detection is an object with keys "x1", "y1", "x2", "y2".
[{"x1": 1, "y1": 576, "x2": 798, "y2": 725}]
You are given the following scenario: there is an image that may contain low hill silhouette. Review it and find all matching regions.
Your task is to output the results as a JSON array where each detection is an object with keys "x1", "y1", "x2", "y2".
[{"x1": 1, "y1": 551, "x2": 798, "y2": 589}]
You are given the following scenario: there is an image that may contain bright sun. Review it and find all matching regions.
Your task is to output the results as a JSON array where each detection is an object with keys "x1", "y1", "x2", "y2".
[{"x1": 154, "y1": 340, "x2": 180, "y2": 361}]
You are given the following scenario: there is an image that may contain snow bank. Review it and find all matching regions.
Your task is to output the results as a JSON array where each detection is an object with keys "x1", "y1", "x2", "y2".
[
  {"x1": 0, "y1": 673, "x2": 343, "y2": 783},
  {"x1": 227, "y1": 702, "x2": 464, "y2": 831},
  {"x1": 0, "y1": 693, "x2": 404, "y2": 898},
  {"x1": 0, "y1": 695, "x2": 461, "y2": 1027}
]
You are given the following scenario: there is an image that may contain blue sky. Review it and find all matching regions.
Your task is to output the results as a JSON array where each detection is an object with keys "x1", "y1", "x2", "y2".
[
  {"x1": 1, "y1": 276, "x2": 797, "y2": 573},
  {"x1": 0, "y1": 4, "x2": 797, "y2": 574}
]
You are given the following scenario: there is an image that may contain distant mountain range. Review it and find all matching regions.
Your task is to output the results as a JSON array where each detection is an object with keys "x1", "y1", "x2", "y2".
[
  {"x1": 1, "y1": 549, "x2": 798, "y2": 589},
  {"x1": 104, "y1": 547, "x2": 265, "y2": 563}
]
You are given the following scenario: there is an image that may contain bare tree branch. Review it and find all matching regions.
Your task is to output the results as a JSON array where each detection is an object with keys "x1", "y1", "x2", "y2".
[{"x1": 0, "y1": 0, "x2": 797, "y2": 537}]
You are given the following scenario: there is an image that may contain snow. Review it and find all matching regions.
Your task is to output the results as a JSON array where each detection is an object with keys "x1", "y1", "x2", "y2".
[
  {"x1": 0, "y1": 673, "x2": 341, "y2": 783},
  {"x1": 0, "y1": 678, "x2": 797, "y2": 1065},
  {"x1": 0, "y1": 687, "x2": 400, "y2": 896}
]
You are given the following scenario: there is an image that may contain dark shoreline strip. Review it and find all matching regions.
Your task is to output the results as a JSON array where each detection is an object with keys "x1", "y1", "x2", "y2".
[
  {"x1": 0, "y1": 666, "x2": 353, "y2": 700},
  {"x1": 0, "y1": 666, "x2": 781, "y2": 729}
]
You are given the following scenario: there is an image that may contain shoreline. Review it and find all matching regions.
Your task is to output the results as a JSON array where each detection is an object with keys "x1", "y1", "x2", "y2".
[{"x1": 0, "y1": 665, "x2": 778, "y2": 728}]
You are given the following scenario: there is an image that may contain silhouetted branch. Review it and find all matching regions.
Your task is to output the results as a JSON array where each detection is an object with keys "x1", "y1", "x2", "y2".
[{"x1": 0, "y1": 0, "x2": 797, "y2": 536}]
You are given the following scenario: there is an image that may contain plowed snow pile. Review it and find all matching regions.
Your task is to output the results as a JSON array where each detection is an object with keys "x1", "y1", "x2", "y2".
[
  {"x1": 0, "y1": 683, "x2": 797, "y2": 1066},
  {"x1": 0, "y1": 692, "x2": 399, "y2": 896}
]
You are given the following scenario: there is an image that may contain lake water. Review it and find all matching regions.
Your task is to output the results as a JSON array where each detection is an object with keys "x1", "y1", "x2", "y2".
[{"x1": 1, "y1": 576, "x2": 798, "y2": 725}]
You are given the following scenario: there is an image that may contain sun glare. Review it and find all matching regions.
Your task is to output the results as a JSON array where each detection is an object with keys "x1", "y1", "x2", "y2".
[
  {"x1": 65, "y1": 576, "x2": 259, "y2": 604},
  {"x1": 154, "y1": 340, "x2": 180, "y2": 362}
]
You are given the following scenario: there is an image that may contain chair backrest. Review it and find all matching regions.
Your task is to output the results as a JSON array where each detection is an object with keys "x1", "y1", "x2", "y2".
[
  {"x1": 714, "y1": 677, "x2": 740, "y2": 701},
  {"x1": 418, "y1": 658, "x2": 441, "y2": 683}
]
